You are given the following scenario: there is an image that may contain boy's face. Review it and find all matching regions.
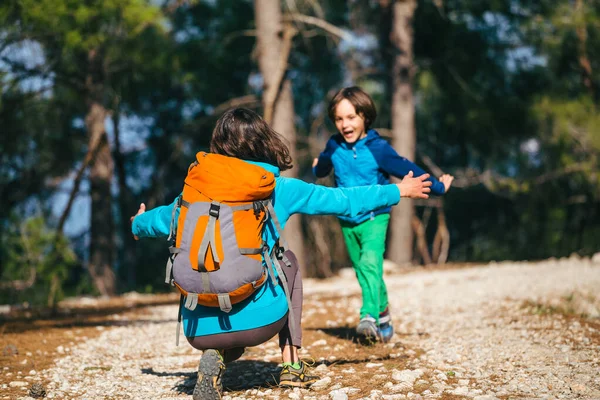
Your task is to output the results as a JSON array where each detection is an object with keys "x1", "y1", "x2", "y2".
[{"x1": 334, "y1": 99, "x2": 367, "y2": 144}]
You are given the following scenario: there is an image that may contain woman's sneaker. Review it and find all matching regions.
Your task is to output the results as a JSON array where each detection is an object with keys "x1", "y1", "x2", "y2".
[
  {"x1": 193, "y1": 349, "x2": 225, "y2": 400},
  {"x1": 356, "y1": 315, "x2": 380, "y2": 341},
  {"x1": 279, "y1": 360, "x2": 320, "y2": 388},
  {"x1": 378, "y1": 308, "x2": 394, "y2": 343}
]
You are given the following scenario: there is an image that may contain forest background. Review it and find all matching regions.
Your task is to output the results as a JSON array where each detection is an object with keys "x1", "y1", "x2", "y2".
[{"x1": 1, "y1": 0, "x2": 598, "y2": 307}]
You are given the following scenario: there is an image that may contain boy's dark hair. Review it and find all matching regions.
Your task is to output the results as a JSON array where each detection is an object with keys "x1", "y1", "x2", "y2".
[
  {"x1": 328, "y1": 86, "x2": 377, "y2": 129},
  {"x1": 210, "y1": 108, "x2": 293, "y2": 171}
]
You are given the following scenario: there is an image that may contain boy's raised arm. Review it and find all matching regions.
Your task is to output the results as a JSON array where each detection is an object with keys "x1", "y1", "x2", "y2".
[{"x1": 370, "y1": 139, "x2": 447, "y2": 195}]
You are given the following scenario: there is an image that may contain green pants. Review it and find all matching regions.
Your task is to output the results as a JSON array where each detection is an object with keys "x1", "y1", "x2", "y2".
[{"x1": 340, "y1": 213, "x2": 389, "y2": 323}]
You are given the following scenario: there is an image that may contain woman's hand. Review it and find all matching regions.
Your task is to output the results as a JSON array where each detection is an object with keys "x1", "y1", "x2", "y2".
[
  {"x1": 397, "y1": 171, "x2": 432, "y2": 199},
  {"x1": 130, "y1": 203, "x2": 146, "y2": 240},
  {"x1": 439, "y1": 174, "x2": 454, "y2": 193},
  {"x1": 312, "y1": 157, "x2": 319, "y2": 168}
]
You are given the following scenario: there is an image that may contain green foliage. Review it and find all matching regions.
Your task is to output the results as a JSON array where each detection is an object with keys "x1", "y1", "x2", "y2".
[
  {"x1": 0, "y1": 215, "x2": 78, "y2": 305},
  {"x1": 534, "y1": 96, "x2": 600, "y2": 154}
]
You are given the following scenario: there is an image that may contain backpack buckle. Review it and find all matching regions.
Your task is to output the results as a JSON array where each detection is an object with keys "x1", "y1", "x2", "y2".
[
  {"x1": 209, "y1": 204, "x2": 220, "y2": 218},
  {"x1": 253, "y1": 202, "x2": 263, "y2": 219}
]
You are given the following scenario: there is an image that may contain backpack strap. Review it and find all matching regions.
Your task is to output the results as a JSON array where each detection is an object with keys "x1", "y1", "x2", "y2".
[
  {"x1": 266, "y1": 201, "x2": 289, "y2": 251},
  {"x1": 184, "y1": 293, "x2": 199, "y2": 310},
  {"x1": 200, "y1": 272, "x2": 210, "y2": 293},
  {"x1": 165, "y1": 246, "x2": 180, "y2": 285},
  {"x1": 261, "y1": 245, "x2": 296, "y2": 340},
  {"x1": 270, "y1": 249, "x2": 296, "y2": 341},
  {"x1": 176, "y1": 294, "x2": 184, "y2": 346},
  {"x1": 198, "y1": 201, "x2": 221, "y2": 270},
  {"x1": 167, "y1": 195, "x2": 182, "y2": 242},
  {"x1": 263, "y1": 246, "x2": 279, "y2": 287},
  {"x1": 217, "y1": 293, "x2": 233, "y2": 313}
]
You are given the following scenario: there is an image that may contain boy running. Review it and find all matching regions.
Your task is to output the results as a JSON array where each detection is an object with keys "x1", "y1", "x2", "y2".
[{"x1": 313, "y1": 86, "x2": 454, "y2": 343}]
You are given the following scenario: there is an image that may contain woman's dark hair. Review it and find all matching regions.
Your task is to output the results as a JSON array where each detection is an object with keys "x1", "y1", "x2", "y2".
[
  {"x1": 327, "y1": 86, "x2": 377, "y2": 129},
  {"x1": 210, "y1": 108, "x2": 293, "y2": 171}
]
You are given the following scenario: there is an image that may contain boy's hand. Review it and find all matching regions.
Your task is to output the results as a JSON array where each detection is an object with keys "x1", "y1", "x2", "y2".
[
  {"x1": 397, "y1": 171, "x2": 432, "y2": 199},
  {"x1": 312, "y1": 157, "x2": 319, "y2": 168},
  {"x1": 439, "y1": 174, "x2": 454, "y2": 193},
  {"x1": 130, "y1": 203, "x2": 146, "y2": 240}
]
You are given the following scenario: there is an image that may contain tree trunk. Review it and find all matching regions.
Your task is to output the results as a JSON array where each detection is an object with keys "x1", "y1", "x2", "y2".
[
  {"x1": 254, "y1": 0, "x2": 307, "y2": 271},
  {"x1": 112, "y1": 108, "x2": 137, "y2": 290},
  {"x1": 575, "y1": 0, "x2": 595, "y2": 98},
  {"x1": 387, "y1": 0, "x2": 417, "y2": 266},
  {"x1": 86, "y1": 101, "x2": 116, "y2": 296}
]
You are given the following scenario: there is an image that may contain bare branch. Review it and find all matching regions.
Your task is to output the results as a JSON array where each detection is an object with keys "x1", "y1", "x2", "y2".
[
  {"x1": 56, "y1": 134, "x2": 105, "y2": 234},
  {"x1": 412, "y1": 215, "x2": 432, "y2": 265},
  {"x1": 432, "y1": 205, "x2": 450, "y2": 264},
  {"x1": 222, "y1": 29, "x2": 257, "y2": 47},
  {"x1": 283, "y1": 13, "x2": 353, "y2": 41},
  {"x1": 419, "y1": 153, "x2": 445, "y2": 178},
  {"x1": 533, "y1": 164, "x2": 590, "y2": 185},
  {"x1": 446, "y1": 65, "x2": 484, "y2": 102}
]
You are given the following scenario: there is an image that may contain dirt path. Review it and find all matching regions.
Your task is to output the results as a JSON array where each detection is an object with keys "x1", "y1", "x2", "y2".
[{"x1": 2, "y1": 257, "x2": 599, "y2": 400}]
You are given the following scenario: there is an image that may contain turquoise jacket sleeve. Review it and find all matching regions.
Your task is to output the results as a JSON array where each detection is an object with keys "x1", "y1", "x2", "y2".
[
  {"x1": 131, "y1": 197, "x2": 179, "y2": 238},
  {"x1": 274, "y1": 178, "x2": 400, "y2": 224}
]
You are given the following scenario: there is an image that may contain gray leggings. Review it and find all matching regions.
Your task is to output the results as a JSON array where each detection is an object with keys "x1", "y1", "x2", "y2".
[{"x1": 186, "y1": 250, "x2": 303, "y2": 358}]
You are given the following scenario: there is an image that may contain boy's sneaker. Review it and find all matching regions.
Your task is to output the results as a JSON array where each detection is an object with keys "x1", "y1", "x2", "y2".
[
  {"x1": 193, "y1": 349, "x2": 225, "y2": 400},
  {"x1": 356, "y1": 315, "x2": 380, "y2": 341},
  {"x1": 379, "y1": 308, "x2": 394, "y2": 343},
  {"x1": 279, "y1": 360, "x2": 320, "y2": 388}
]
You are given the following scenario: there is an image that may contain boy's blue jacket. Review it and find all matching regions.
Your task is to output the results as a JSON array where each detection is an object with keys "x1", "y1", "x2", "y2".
[
  {"x1": 313, "y1": 129, "x2": 446, "y2": 225},
  {"x1": 132, "y1": 160, "x2": 401, "y2": 338}
]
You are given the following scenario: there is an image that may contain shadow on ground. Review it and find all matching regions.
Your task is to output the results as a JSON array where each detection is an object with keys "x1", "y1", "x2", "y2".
[
  {"x1": 146, "y1": 360, "x2": 281, "y2": 395},
  {"x1": 308, "y1": 326, "x2": 382, "y2": 346}
]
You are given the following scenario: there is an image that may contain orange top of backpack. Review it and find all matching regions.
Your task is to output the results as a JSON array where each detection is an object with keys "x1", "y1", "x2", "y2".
[{"x1": 185, "y1": 152, "x2": 275, "y2": 202}]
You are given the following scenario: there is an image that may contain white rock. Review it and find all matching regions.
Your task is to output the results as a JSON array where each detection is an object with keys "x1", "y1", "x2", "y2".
[
  {"x1": 311, "y1": 377, "x2": 332, "y2": 391},
  {"x1": 315, "y1": 363, "x2": 329, "y2": 373},
  {"x1": 391, "y1": 370, "x2": 422, "y2": 386},
  {"x1": 450, "y1": 386, "x2": 470, "y2": 396},
  {"x1": 9, "y1": 381, "x2": 28, "y2": 387},
  {"x1": 311, "y1": 339, "x2": 328, "y2": 347},
  {"x1": 329, "y1": 390, "x2": 349, "y2": 400}
]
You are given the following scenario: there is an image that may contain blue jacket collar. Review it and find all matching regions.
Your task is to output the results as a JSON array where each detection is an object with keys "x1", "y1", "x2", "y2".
[
  {"x1": 338, "y1": 129, "x2": 380, "y2": 149},
  {"x1": 245, "y1": 160, "x2": 281, "y2": 177}
]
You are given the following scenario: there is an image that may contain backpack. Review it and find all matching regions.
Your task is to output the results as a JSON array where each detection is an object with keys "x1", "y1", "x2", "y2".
[{"x1": 164, "y1": 152, "x2": 295, "y2": 344}]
